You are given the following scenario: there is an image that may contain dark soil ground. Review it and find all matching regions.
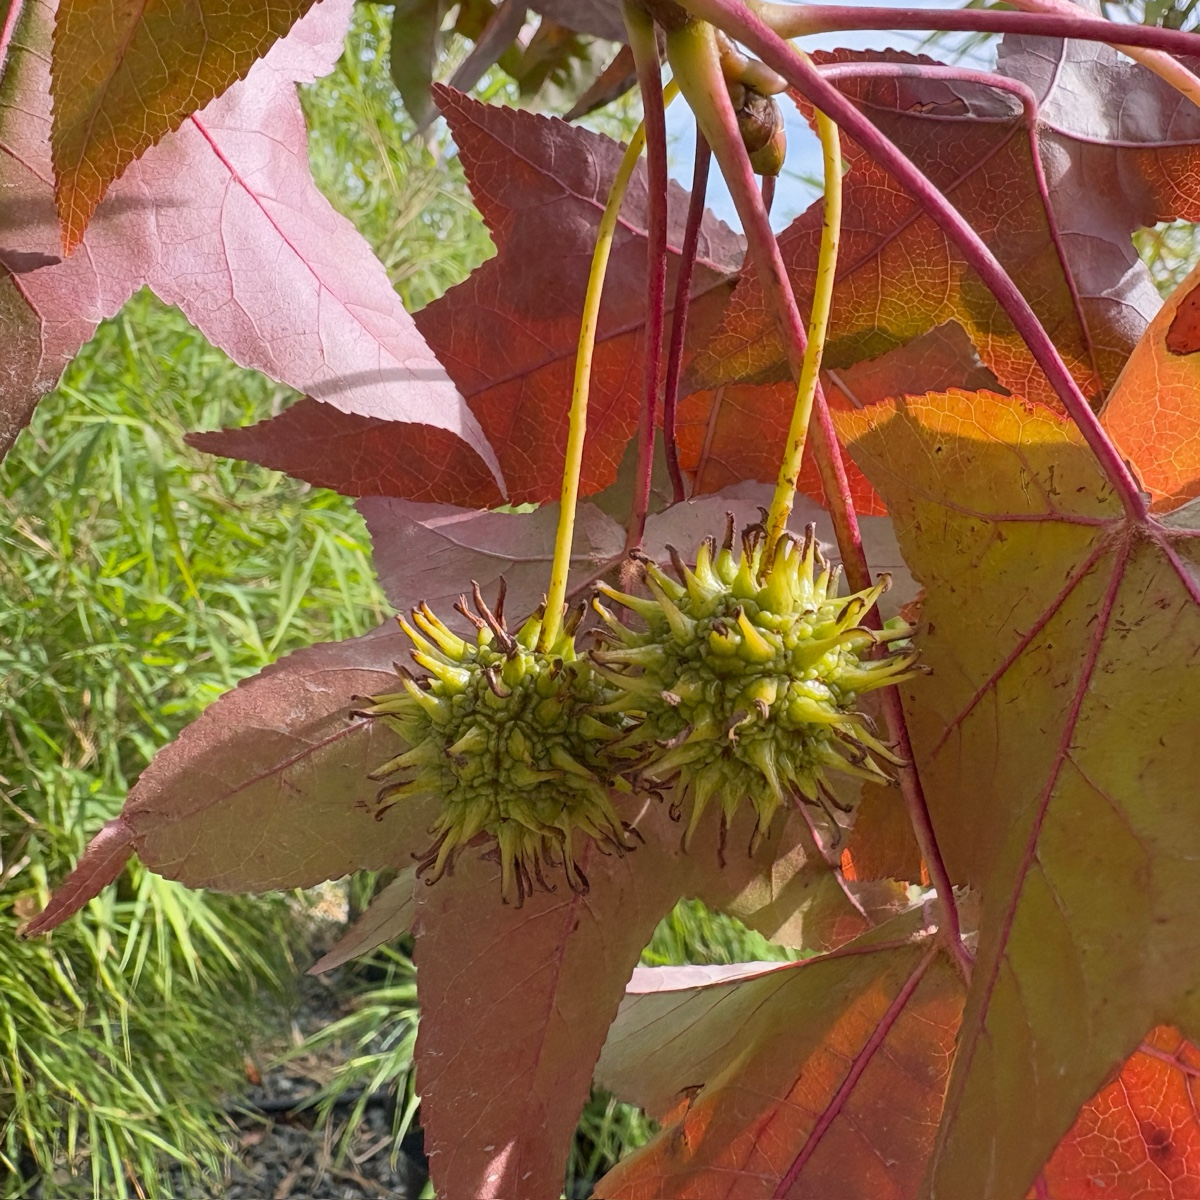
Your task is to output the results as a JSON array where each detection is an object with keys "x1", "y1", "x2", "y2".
[
  {"x1": 197, "y1": 975, "x2": 427, "y2": 1200},
  {"x1": 179, "y1": 893, "x2": 428, "y2": 1200}
]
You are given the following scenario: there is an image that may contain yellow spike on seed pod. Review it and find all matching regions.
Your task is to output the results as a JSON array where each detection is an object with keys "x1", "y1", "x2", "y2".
[
  {"x1": 414, "y1": 605, "x2": 467, "y2": 657},
  {"x1": 594, "y1": 525, "x2": 918, "y2": 850},
  {"x1": 364, "y1": 593, "x2": 635, "y2": 904},
  {"x1": 735, "y1": 609, "x2": 776, "y2": 663}
]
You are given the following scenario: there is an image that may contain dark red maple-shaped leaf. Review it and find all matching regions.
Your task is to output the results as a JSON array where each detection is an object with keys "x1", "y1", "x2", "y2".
[
  {"x1": 694, "y1": 42, "x2": 1200, "y2": 414},
  {"x1": 0, "y1": 0, "x2": 496, "y2": 478},
  {"x1": 414, "y1": 85, "x2": 743, "y2": 506},
  {"x1": 191, "y1": 85, "x2": 743, "y2": 507}
]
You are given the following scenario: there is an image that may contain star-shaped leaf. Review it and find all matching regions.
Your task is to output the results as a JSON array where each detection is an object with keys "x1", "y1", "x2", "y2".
[
  {"x1": 837, "y1": 388, "x2": 1200, "y2": 1198},
  {"x1": 0, "y1": 0, "x2": 497, "y2": 478}
]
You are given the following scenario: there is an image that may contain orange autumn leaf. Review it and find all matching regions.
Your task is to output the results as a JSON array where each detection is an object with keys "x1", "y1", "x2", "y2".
[
  {"x1": 838, "y1": 390, "x2": 1200, "y2": 1198},
  {"x1": 1038, "y1": 1028, "x2": 1200, "y2": 1199},
  {"x1": 1103, "y1": 258, "x2": 1200, "y2": 512}
]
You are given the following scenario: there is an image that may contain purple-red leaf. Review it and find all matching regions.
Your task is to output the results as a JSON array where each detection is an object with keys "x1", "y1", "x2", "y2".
[
  {"x1": 0, "y1": 0, "x2": 498, "y2": 478},
  {"x1": 28, "y1": 626, "x2": 436, "y2": 934},
  {"x1": 413, "y1": 86, "x2": 742, "y2": 505}
]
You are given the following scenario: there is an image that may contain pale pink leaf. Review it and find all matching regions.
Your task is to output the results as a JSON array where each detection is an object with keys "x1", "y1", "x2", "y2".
[
  {"x1": 359, "y1": 497, "x2": 625, "y2": 629},
  {"x1": 625, "y1": 961, "x2": 797, "y2": 993},
  {"x1": 0, "y1": 0, "x2": 499, "y2": 480}
]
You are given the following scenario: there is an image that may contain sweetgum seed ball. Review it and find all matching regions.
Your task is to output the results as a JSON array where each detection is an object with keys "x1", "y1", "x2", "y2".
[
  {"x1": 362, "y1": 593, "x2": 631, "y2": 903},
  {"x1": 591, "y1": 525, "x2": 918, "y2": 850}
]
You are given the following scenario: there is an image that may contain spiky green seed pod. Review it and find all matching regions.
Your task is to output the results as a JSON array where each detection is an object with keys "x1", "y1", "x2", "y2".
[
  {"x1": 361, "y1": 587, "x2": 633, "y2": 903},
  {"x1": 592, "y1": 523, "x2": 919, "y2": 851}
]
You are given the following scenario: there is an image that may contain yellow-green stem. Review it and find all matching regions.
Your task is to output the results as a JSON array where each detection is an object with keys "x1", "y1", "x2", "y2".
[
  {"x1": 540, "y1": 81, "x2": 679, "y2": 651},
  {"x1": 764, "y1": 99, "x2": 841, "y2": 554}
]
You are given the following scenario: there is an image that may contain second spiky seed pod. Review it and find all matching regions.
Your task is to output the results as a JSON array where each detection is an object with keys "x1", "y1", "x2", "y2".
[{"x1": 592, "y1": 522, "x2": 919, "y2": 850}]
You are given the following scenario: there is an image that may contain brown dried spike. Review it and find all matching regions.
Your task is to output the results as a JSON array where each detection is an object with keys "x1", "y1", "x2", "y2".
[
  {"x1": 472, "y1": 580, "x2": 514, "y2": 652},
  {"x1": 494, "y1": 577, "x2": 508, "y2": 626},
  {"x1": 455, "y1": 595, "x2": 486, "y2": 631},
  {"x1": 484, "y1": 666, "x2": 511, "y2": 698},
  {"x1": 667, "y1": 544, "x2": 689, "y2": 584},
  {"x1": 722, "y1": 512, "x2": 736, "y2": 552},
  {"x1": 563, "y1": 602, "x2": 586, "y2": 637}
]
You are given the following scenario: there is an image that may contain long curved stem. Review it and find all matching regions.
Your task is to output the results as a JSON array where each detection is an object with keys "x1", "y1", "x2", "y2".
[
  {"x1": 624, "y1": 3, "x2": 670, "y2": 552},
  {"x1": 667, "y1": 19, "x2": 973, "y2": 975},
  {"x1": 666, "y1": 20, "x2": 867, "y2": 586},
  {"x1": 663, "y1": 126, "x2": 712, "y2": 504},
  {"x1": 756, "y1": 2, "x2": 1200, "y2": 60},
  {"x1": 540, "y1": 84, "x2": 679, "y2": 650},
  {"x1": 682, "y1": 0, "x2": 1150, "y2": 520},
  {"x1": 765, "y1": 100, "x2": 841, "y2": 554}
]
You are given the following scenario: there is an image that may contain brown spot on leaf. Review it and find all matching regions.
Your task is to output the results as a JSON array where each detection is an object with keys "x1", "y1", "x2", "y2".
[
  {"x1": 1166, "y1": 283, "x2": 1200, "y2": 355},
  {"x1": 1140, "y1": 1120, "x2": 1174, "y2": 1161}
]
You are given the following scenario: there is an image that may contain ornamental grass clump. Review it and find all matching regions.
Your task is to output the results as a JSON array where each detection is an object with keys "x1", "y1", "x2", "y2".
[
  {"x1": 362, "y1": 586, "x2": 635, "y2": 903},
  {"x1": 592, "y1": 521, "x2": 920, "y2": 849}
]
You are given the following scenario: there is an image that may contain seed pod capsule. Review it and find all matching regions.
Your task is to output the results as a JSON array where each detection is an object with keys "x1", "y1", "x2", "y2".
[
  {"x1": 363, "y1": 588, "x2": 633, "y2": 904},
  {"x1": 593, "y1": 526, "x2": 919, "y2": 851}
]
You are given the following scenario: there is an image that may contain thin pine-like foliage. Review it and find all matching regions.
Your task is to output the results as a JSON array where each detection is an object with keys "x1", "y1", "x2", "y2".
[{"x1": 0, "y1": 294, "x2": 385, "y2": 1196}]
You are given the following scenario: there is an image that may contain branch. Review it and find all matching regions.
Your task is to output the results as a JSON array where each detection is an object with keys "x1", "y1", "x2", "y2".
[
  {"x1": 1005, "y1": 0, "x2": 1200, "y2": 110},
  {"x1": 663, "y1": 125, "x2": 712, "y2": 504},
  {"x1": 757, "y1": 2, "x2": 1200, "y2": 60},
  {"x1": 624, "y1": 2, "x2": 670, "y2": 552}
]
